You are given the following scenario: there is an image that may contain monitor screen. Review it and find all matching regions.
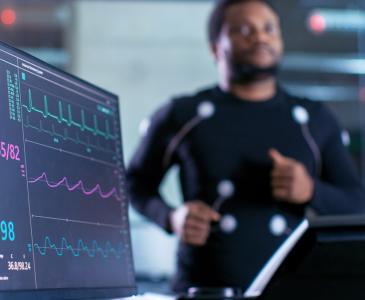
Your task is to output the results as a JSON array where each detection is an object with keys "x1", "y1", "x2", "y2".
[{"x1": 0, "y1": 41, "x2": 136, "y2": 299}]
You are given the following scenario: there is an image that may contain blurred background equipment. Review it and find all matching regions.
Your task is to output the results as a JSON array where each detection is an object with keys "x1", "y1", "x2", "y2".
[
  {"x1": 0, "y1": 0, "x2": 71, "y2": 68},
  {"x1": 2, "y1": 0, "x2": 365, "y2": 293}
]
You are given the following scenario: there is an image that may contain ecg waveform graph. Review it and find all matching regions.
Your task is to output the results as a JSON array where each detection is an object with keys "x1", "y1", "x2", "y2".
[
  {"x1": 24, "y1": 116, "x2": 115, "y2": 155},
  {"x1": 28, "y1": 172, "x2": 121, "y2": 202},
  {"x1": 21, "y1": 86, "x2": 119, "y2": 161},
  {"x1": 23, "y1": 89, "x2": 116, "y2": 140},
  {"x1": 30, "y1": 236, "x2": 123, "y2": 259}
]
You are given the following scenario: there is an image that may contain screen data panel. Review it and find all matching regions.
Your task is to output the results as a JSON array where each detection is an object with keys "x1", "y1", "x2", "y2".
[{"x1": 0, "y1": 42, "x2": 135, "y2": 294}]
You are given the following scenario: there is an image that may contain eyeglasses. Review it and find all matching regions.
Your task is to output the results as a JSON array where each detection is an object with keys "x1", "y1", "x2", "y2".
[{"x1": 228, "y1": 22, "x2": 281, "y2": 38}]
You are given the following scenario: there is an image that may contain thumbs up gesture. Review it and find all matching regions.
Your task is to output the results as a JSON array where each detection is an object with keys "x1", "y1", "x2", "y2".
[{"x1": 268, "y1": 149, "x2": 314, "y2": 204}]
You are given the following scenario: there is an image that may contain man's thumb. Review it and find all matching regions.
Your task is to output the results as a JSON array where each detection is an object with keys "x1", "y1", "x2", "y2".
[{"x1": 268, "y1": 148, "x2": 288, "y2": 166}]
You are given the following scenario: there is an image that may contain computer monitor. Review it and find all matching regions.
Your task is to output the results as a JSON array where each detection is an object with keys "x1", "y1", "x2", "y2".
[
  {"x1": 0, "y1": 41, "x2": 137, "y2": 299},
  {"x1": 245, "y1": 215, "x2": 365, "y2": 299}
]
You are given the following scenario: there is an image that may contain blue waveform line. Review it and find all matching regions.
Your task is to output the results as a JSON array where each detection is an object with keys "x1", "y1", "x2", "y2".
[
  {"x1": 24, "y1": 115, "x2": 115, "y2": 156},
  {"x1": 31, "y1": 236, "x2": 123, "y2": 259}
]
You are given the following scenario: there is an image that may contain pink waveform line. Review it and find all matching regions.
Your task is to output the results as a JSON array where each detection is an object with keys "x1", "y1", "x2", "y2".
[{"x1": 28, "y1": 172, "x2": 121, "y2": 201}]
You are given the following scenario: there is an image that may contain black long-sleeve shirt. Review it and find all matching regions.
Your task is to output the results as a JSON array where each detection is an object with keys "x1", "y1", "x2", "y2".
[{"x1": 126, "y1": 85, "x2": 365, "y2": 292}]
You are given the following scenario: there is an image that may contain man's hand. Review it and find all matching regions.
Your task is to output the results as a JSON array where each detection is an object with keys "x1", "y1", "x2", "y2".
[
  {"x1": 268, "y1": 148, "x2": 314, "y2": 204},
  {"x1": 169, "y1": 200, "x2": 220, "y2": 246}
]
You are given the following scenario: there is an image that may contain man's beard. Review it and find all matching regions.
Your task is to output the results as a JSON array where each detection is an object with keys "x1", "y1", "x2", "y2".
[{"x1": 230, "y1": 62, "x2": 279, "y2": 84}]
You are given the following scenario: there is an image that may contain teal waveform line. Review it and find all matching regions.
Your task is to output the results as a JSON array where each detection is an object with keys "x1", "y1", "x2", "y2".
[
  {"x1": 24, "y1": 115, "x2": 115, "y2": 156},
  {"x1": 22, "y1": 88, "x2": 117, "y2": 141},
  {"x1": 31, "y1": 236, "x2": 123, "y2": 259}
]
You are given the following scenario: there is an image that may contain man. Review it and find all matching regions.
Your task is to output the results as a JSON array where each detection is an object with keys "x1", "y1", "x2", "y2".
[{"x1": 127, "y1": 0, "x2": 365, "y2": 292}]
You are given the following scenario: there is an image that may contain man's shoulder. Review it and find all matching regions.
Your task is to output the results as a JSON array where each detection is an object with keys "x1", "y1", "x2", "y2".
[
  {"x1": 151, "y1": 86, "x2": 217, "y2": 125},
  {"x1": 281, "y1": 87, "x2": 339, "y2": 129},
  {"x1": 281, "y1": 87, "x2": 324, "y2": 113},
  {"x1": 170, "y1": 86, "x2": 217, "y2": 108},
  {"x1": 160, "y1": 86, "x2": 218, "y2": 122}
]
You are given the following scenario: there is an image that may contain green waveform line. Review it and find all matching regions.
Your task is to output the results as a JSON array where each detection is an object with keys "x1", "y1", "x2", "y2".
[
  {"x1": 31, "y1": 236, "x2": 123, "y2": 259},
  {"x1": 24, "y1": 116, "x2": 115, "y2": 156},
  {"x1": 22, "y1": 89, "x2": 117, "y2": 141}
]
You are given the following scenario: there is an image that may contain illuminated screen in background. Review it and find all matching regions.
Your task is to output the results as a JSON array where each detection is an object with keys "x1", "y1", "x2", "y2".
[{"x1": 0, "y1": 42, "x2": 135, "y2": 295}]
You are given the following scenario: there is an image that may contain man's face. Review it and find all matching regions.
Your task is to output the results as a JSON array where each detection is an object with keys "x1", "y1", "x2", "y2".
[{"x1": 213, "y1": 1, "x2": 283, "y2": 72}]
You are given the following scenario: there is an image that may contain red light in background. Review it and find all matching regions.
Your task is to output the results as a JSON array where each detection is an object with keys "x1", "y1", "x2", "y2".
[
  {"x1": 308, "y1": 14, "x2": 326, "y2": 34},
  {"x1": 1, "y1": 8, "x2": 16, "y2": 26},
  {"x1": 359, "y1": 87, "x2": 365, "y2": 102}
]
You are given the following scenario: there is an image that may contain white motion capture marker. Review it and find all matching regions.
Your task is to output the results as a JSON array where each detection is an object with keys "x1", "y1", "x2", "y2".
[
  {"x1": 220, "y1": 214, "x2": 237, "y2": 234},
  {"x1": 139, "y1": 118, "x2": 151, "y2": 137},
  {"x1": 292, "y1": 106, "x2": 309, "y2": 125},
  {"x1": 269, "y1": 214, "x2": 287, "y2": 237},
  {"x1": 197, "y1": 101, "x2": 215, "y2": 119},
  {"x1": 217, "y1": 180, "x2": 235, "y2": 198},
  {"x1": 341, "y1": 130, "x2": 351, "y2": 147}
]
